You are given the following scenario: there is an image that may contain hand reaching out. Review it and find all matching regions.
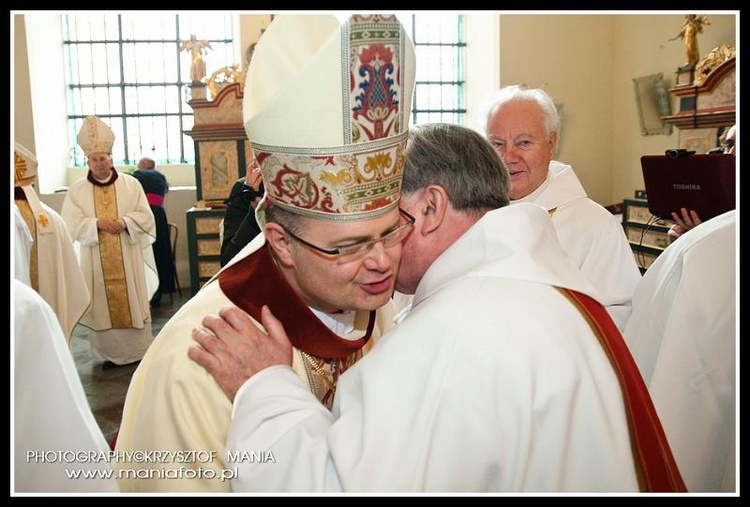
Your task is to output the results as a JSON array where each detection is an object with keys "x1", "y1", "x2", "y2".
[
  {"x1": 188, "y1": 305, "x2": 293, "y2": 401},
  {"x1": 668, "y1": 208, "x2": 702, "y2": 243}
]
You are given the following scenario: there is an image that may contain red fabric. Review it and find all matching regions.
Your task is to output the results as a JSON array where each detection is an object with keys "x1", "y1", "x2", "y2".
[
  {"x1": 219, "y1": 245, "x2": 375, "y2": 359},
  {"x1": 561, "y1": 289, "x2": 687, "y2": 492},
  {"x1": 109, "y1": 429, "x2": 118, "y2": 451},
  {"x1": 145, "y1": 193, "x2": 165, "y2": 207}
]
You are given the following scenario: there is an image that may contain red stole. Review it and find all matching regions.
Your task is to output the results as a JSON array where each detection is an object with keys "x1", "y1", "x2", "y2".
[
  {"x1": 560, "y1": 289, "x2": 687, "y2": 492},
  {"x1": 219, "y1": 245, "x2": 375, "y2": 359}
]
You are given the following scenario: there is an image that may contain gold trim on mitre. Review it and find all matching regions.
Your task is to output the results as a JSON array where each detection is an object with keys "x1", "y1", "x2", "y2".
[
  {"x1": 14, "y1": 142, "x2": 37, "y2": 187},
  {"x1": 77, "y1": 115, "x2": 116, "y2": 157},
  {"x1": 244, "y1": 14, "x2": 415, "y2": 221},
  {"x1": 254, "y1": 132, "x2": 407, "y2": 222}
]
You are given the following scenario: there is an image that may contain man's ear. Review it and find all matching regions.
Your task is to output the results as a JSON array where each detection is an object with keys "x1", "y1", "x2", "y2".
[
  {"x1": 264, "y1": 223, "x2": 296, "y2": 267},
  {"x1": 420, "y1": 185, "x2": 449, "y2": 235},
  {"x1": 548, "y1": 131, "x2": 559, "y2": 159}
]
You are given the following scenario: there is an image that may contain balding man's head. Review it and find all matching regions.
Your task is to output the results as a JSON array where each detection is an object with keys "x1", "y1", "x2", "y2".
[{"x1": 137, "y1": 157, "x2": 156, "y2": 170}]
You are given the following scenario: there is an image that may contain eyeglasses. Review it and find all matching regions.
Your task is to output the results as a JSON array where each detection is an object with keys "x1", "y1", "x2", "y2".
[{"x1": 281, "y1": 208, "x2": 415, "y2": 264}]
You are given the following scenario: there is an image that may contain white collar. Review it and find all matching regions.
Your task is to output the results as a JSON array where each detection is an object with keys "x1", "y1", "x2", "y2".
[{"x1": 309, "y1": 307, "x2": 357, "y2": 338}]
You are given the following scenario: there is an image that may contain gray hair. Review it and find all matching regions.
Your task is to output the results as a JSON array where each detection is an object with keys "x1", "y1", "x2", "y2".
[
  {"x1": 402, "y1": 123, "x2": 510, "y2": 213},
  {"x1": 264, "y1": 203, "x2": 308, "y2": 235},
  {"x1": 477, "y1": 85, "x2": 559, "y2": 137}
]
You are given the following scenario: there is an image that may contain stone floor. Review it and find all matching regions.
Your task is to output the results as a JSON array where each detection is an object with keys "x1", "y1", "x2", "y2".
[{"x1": 71, "y1": 290, "x2": 192, "y2": 445}]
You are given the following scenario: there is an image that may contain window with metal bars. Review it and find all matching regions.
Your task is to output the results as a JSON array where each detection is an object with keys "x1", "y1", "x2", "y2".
[
  {"x1": 62, "y1": 13, "x2": 464, "y2": 167},
  {"x1": 62, "y1": 12, "x2": 235, "y2": 167},
  {"x1": 402, "y1": 13, "x2": 466, "y2": 126}
]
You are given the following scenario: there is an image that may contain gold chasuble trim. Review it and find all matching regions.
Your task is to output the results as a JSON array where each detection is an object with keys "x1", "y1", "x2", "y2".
[
  {"x1": 94, "y1": 184, "x2": 133, "y2": 328},
  {"x1": 15, "y1": 199, "x2": 39, "y2": 291},
  {"x1": 557, "y1": 288, "x2": 687, "y2": 493},
  {"x1": 299, "y1": 348, "x2": 366, "y2": 409}
]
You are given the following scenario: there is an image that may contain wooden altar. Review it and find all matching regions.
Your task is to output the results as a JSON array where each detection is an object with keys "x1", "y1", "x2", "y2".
[
  {"x1": 661, "y1": 44, "x2": 736, "y2": 153},
  {"x1": 183, "y1": 66, "x2": 250, "y2": 294}
]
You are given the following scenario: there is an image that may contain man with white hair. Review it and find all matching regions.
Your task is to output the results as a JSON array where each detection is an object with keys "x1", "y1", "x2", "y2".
[{"x1": 479, "y1": 85, "x2": 642, "y2": 331}]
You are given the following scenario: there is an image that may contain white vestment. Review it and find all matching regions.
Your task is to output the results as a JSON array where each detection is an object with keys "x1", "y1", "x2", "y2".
[
  {"x1": 624, "y1": 210, "x2": 736, "y2": 492},
  {"x1": 115, "y1": 233, "x2": 397, "y2": 492},
  {"x1": 61, "y1": 172, "x2": 158, "y2": 364},
  {"x1": 16, "y1": 185, "x2": 90, "y2": 341},
  {"x1": 512, "y1": 161, "x2": 641, "y2": 331},
  {"x1": 13, "y1": 203, "x2": 32, "y2": 286},
  {"x1": 13, "y1": 280, "x2": 119, "y2": 493},
  {"x1": 226, "y1": 203, "x2": 641, "y2": 493}
]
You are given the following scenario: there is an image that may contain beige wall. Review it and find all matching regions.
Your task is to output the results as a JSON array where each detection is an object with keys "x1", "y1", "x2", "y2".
[
  {"x1": 496, "y1": 13, "x2": 736, "y2": 205},
  {"x1": 13, "y1": 14, "x2": 34, "y2": 153},
  {"x1": 498, "y1": 14, "x2": 617, "y2": 204}
]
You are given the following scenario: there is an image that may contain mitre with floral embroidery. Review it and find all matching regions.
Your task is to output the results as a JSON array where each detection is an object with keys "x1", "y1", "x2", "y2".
[{"x1": 244, "y1": 14, "x2": 416, "y2": 223}]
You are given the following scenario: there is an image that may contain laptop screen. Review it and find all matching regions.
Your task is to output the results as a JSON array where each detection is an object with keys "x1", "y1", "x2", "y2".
[{"x1": 640, "y1": 153, "x2": 736, "y2": 221}]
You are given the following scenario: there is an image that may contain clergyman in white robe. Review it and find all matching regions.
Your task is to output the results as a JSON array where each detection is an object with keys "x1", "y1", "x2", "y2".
[
  {"x1": 13, "y1": 279, "x2": 119, "y2": 493},
  {"x1": 624, "y1": 209, "x2": 737, "y2": 492},
  {"x1": 15, "y1": 185, "x2": 90, "y2": 342},
  {"x1": 224, "y1": 204, "x2": 645, "y2": 492},
  {"x1": 61, "y1": 170, "x2": 158, "y2": 365}
]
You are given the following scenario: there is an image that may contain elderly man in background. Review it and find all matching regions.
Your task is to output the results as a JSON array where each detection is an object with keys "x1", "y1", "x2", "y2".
[
  {"x1": 61, "y1": 116, "x2": 157, "y2": 370},
  {"x1": 478, "y1": 85, "x2": 642, "y2": 331}
]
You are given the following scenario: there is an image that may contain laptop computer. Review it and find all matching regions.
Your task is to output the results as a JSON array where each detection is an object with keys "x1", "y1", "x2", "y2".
[{"x1": 640, "y1": 153, "x2": 736, "y2": 221}]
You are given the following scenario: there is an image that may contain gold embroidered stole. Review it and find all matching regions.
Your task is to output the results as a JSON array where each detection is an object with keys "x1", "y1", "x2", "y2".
[
  {"x1": 299, "y1": 335, "x2": 369, "y2": 409},
  {"x1": 558, "y1": 288, "x2": 687, "y2": 492},
  {"x1": 15, "y1": 199, "x2": 39, "y2": 291},
  {"x1": 93, "y1": 184, "x2": 133, "y2": 328}
]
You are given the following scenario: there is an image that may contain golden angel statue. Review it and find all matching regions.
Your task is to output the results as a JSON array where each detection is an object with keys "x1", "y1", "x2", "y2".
[
  {"x1": 670, "y1": 14, "x2": 710, "y2": 67},
  {"x1": 180, "y1": 35, "x2": 213, "y2": 83}
]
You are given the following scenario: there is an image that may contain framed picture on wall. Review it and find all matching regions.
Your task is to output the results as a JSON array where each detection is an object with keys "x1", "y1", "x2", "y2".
[{"x1": 633, "y1": 73, "x2": 673, "y2": 136}]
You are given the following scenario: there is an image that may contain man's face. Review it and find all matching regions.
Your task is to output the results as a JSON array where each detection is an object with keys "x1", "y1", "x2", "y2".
[
  {"x1": 87, "y1": 153, "x2": 113, "y2": 181},
  {"x1": 285, "y1": 207, "x2": 404, "y2": 313},
  {"x1": 485, "y1": 101, "x2": 556, "y2": 200}
]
